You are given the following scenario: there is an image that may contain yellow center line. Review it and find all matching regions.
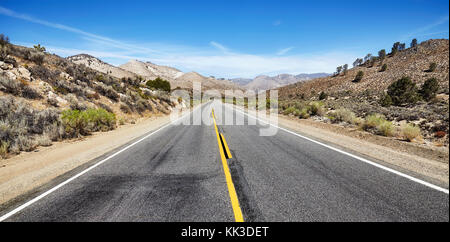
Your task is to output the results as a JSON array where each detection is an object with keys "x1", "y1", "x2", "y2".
[
  {"x1": 211, "y1": 109, "x2": 244, "y2": 222},
  {"x1": 219, "y1": 133, "x2": 233, "y2": 159}
]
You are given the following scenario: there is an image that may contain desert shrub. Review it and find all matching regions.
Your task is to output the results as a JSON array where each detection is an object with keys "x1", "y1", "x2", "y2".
[
  {"x1": 363, "y1": 113, "x2": 385, "y2": 130},
  {"x1": 0, "y1": 76, "x2": 41, "y2": 99},
  {"x1": 380, "y1": 64, "x2": 387, "y2": 72},
  {"x1": 307, "y1": 101, "x2": 325, "y2": 116},
  {"x1": 33, "y1": 44, "x2": 46, "y2": 52},
  {"x1": 401, "y1": 123, "x2": 421, "y2": 141},
  {"x1": 0, "y1": 141, "x2": 9, "y2": 159},
  {"x1": 61, "y1": 108, "x2": 116, "y2": 137},
  {"x1": 283, "y1": 106, "x2": 299, "y2": 115},
  {"x1": 64, "y1": 94, "x2": 86, "y2": 111},
  {"x1": 387, "y1": 77, "x2": 419, "y2": 106},
  {"x1": 96, "y1": 102, "x2": 114, "y2": 113},
  {"x1": 0, "y1": 76, "x2": 21, "y2": 95},
  {"x1": 87, "y1": 92, "x2": 100, "y2": 100},
  {"x1": 362, "y1": 113, "x2": 394, "y2": 136},
  {"x1": 95, "y1": 83, "x2": 119, "y2": 101},
  {"x1": 377, "y1": 120, "x2": 394, "y2": 137},
  {"x1": 9, "y1": 45, "x2": 31, "y2": 60},
  {"x1": 427, "y1": 62, "x2": 437, "y2": 72},
  {"x1": 328, "y1": 108, "x2": 356, "y2": 124},
  {"x1": 298, "y1": 108, "x2": 310, "y2": 119},
  {"x1": 380, "y1": 94, "x2": 393, "y2": 107},
  {"x1": 47, "y1": 97, "x2": 59, "y2": 107},
  {"x1": 353, "y1": 71, "x2": 364, "y2": 82},
  {"x1": 0, "y1": 96, "x2": 63, "y2": 156},
  {"x1": 318, "y1": 91, "x2": 328, "y2": 100},
  {"x1": 120, "y1": 103, "x2": 131, "y2": 113},
  {"x1": 35, "y1": 134, "x2": 52, "y2": 147},
  {"x1": 16, "y1": 134, "x2": 38, "y2": 152},
  {"x1": 146, "y1": 77, "x2": 171, "y2": 92},
  {"x1": 0, "y1": 34, "x2": 9, "y2": 47},
  {"x1": 135, "y1": 99, "x2": 152, "y2": 114},
  {"x1": 30, "y1": 52, "x2": 45, "y2": 65},
  {"x1": 29, "y1": 65, "x2": 55, "y2": 82},
  {"x1": 419, "y1": 78, "x2": 439, "y2": 101},
  {"x1": 22, "y1": 85, "x2": 41, "y2": 99}
]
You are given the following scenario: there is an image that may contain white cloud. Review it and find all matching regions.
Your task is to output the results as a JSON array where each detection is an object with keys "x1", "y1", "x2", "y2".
[
  {"x1": 210, "y1": 41, "x2": 230, "y2": 53},
  {"x1": 2, "y1": 6, "x2": 357, "y2": 78},
  {"x1": 276, "y1": 47, "x2": 294, "y2": 55},
  {"x1": 402, "y1": 15, "x2": 449, "y2": 40}
]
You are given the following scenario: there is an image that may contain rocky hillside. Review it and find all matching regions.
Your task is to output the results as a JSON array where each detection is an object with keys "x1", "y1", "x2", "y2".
[
  {"x1": 232, "y1": 73, "x2": 329, "y2": 91},
  {"x1": 67, "y1": 54, "x2": 136, "y2": 79},
  {"x1": 279, "y1": 39, "x2": 449, "y2": 98},
  {"x1": 277, "y1": 39, "x2": 449, "y2": 146},
  {"x1": 0, "y1": 41, "x2": 178, "y2": 159},
  {"x1": 119, "y1": 59, "x2": 183, "y2": 81},
  {"x1": 119, "y1": 59, "x2": 242, "y2": 92}
]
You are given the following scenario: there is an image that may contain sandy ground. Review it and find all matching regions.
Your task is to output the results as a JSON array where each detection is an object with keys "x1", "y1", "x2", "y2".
[{"x1": 0, "y1": 114, "x2": 172, "y2": 206}]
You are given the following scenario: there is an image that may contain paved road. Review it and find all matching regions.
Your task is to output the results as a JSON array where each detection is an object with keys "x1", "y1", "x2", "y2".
[{"x1": 2, "y1": 101, "x2": 449, "y2": 221}]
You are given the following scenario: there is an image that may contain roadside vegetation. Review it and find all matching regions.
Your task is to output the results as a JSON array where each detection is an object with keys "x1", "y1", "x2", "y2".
[
  {"x1": 0, "y1": 34, "x2": 180, "y2": 159},
  {"x1": 278, "y1": 38, "x2": 448, "y2": 146}
]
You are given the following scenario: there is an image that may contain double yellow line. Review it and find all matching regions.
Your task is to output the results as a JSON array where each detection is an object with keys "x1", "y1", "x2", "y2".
[{"x1": 211, "y1": 109, "x2": 243, "y2": 222}]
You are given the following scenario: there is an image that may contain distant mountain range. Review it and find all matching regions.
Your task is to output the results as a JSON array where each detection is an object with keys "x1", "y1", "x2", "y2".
[
  {"x1": 67, "y1": 55, "x2": 242, "y2": 92},
  {"x1": 68, "y1": 54, "x2": 329, "y2": 92},
  {"x1": 230, "y1": 73, "x2": 329, "y2": 91}
]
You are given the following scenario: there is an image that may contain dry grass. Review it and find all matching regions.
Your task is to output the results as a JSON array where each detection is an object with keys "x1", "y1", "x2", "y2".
[{"x1": 401, "y1": 123, "x2": 421, "y2": 141}]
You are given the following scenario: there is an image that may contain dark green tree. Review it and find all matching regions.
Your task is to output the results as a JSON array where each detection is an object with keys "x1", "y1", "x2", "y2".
[
  {"x1": 343, "y1": 64, "x2": 348, "y2": 75},
  {"x1": 380, "y1": 63, "x2": 388, "y2": 72},
  {"x1": 391, "y1": 42, "x2": 400, "y2": 55},
  {"x1": 33, "y1": 44, "x2": 46, "y2": 52},
  {"x1": 146, "y1": 77, "x2": 171, "y2": 92},
  {"x1": 387, "y1": 77, "x2": 420, "y2": 105},
  {"x1": 353, "y1": 71, "x2": 364, "y2": 82},
  {"x1": 318, "y1": 91, "x2": 328, "y2": 100},
  {"x1": 378, "y1": 49, "x2": 386, "y2": 61},
  {"x1": 0, "y1": 34, "x2": 10, "y2": 47},
  {"x1": 410, "y1": 38, "x2": 418, "y2": 48},
  {"x1": 380, "y1": 94, "x2": 393, "y2": 107},
  {"x1": 427, "y1": 62, "x2": 437, "y2": 72},
  {"x1": 336, "y1": 66, "x2": 342, "y2": 75},
  {"x1": 419, "y1": 78, "x2": 439, "y2": 101}
]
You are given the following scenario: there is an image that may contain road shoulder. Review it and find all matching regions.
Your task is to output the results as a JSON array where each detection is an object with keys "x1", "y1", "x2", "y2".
[{"x1": 0, "y1": 114, "x2": 172, "y2": 207}]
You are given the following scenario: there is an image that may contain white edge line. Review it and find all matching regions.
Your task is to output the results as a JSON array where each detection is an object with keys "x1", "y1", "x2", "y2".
[
  {"x1": 0, "y1": 105, "x2": 202, "y2": 222},
  {"x1": 229, "y1": 104, "x2": 449, "y2": 195}
]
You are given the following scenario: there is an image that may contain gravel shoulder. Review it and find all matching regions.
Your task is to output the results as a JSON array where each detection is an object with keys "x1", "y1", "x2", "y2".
[
  {"x1": 0, "y1": 114, "x2": 172, "y2": 206},
  {"x1": 277, "y1": 115, "x2": 449, "y2": 188}
]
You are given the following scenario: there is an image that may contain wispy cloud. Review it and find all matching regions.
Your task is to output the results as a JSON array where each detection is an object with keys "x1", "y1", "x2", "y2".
[
  {"x1": 276, "y1": 47, "x2": 294, "y2": 55},
  {"x1": 402, "y1": 15, "x2": 449, "y2": 40},
  {"x1": 272, "y1": 20, "x2": 282, "y2": 26},
  {"x1": 1, "y1": 6, "x2": 356, "y2": 78},
  {"x1": 210, "y1": 41, "x2": 230, "y2": 54}
]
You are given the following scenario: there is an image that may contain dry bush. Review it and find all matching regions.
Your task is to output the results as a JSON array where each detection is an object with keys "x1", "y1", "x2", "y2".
[
  {"x1": 401, "y1": 123, "x2": 421, "y2": 141},
  {"x1": 0, "y1": 76, "x2": 41, "y2": 99},
  {"x1": 0, "y1": 96, "x2": 62, "y2": 155},
  {"x1": 328, "y1": 108, "x2": 356, "y2": 124}
]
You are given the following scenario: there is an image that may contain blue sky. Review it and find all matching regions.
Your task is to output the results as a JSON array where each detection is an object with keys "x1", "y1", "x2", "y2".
[{"x1": 0, "y1": 0, "x2": 449, "y2": 78}]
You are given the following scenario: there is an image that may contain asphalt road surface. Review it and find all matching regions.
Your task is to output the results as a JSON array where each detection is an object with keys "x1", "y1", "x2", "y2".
[{"x1": 1, "y1": 101, "x2": 448, "y2": 221}]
